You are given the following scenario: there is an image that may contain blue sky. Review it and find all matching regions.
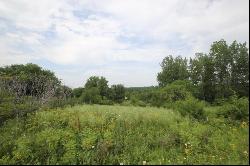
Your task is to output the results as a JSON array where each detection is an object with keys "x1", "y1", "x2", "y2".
[{"x1": 0, "y1": 0, "x2": 249, "y2": 88}]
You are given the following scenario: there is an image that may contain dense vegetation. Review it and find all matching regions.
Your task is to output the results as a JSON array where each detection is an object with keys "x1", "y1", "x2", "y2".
[
  {"x1": 0, "y1": 39, "x2": 249, "y2": 164},
  {"x1": 0, "y1": 105, "x2": 248, "y2": 165}
]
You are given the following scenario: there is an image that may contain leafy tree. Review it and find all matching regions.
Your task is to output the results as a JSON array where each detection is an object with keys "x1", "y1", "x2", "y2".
[
  {"x1": 229, "y1": 41, "x2": 249, "y2": 97},
  {"x1": 189, "y1": 39, "x2": 249, "y2": 102},
  {"x1": 55, "y1": 85, "x2": 72, "y2": 99},
  {"x1": 110, "y1": 84, "x2": 125, "y2": 103},
  {"x1": 0, "y1": 63, "x2": 60, "y2": 99},
  {"x1": 157, "y1": 55, "x2": 189, "y2": 87},
  {"x1": 190, "y1": 53, "x2": 216, "y2": 102},
  {"x1": 98, "y1": 77, "x2": 109, "y2": 99},
  {"x1": 72, "y1": 87, "x2": 84, "y2": 98},
  {"x1": 85, "y1": 76, "x2": 100, "y2": 89},
  {"x1": 84, "y1": 76, "x2": 109, "y2": 99},
  {"x1": 210, "y1": 40, "x2": 233, "y2": 99},
  {"x1": 81, "y1": 87, "x2": 101, "y2": 104}
]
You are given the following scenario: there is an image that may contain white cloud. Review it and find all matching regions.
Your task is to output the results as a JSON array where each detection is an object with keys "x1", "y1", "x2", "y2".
[{"x1": 0, "y1": 0, "x2": 249, "y2": 87}]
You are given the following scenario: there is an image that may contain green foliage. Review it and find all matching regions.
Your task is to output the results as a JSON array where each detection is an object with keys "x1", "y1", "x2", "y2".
[
  {"x1": 190, "y1": 53, "x2": 217, "y2": 102},
  {"x1": 72, "y1": 87, "x2": 84, "y2": 98},
  {"x1": 157, "y1": 55, "x2": 189, "y2": 87},
  {"x1": 81, "y1": 87, "x2": 102, "y2": 104},
  {"x1": 0, "y1": 105, "x2": 248, "y2": 165},
  {"x1": 0, "y1": 63, "x2": 77, "y2": 124},
  {"x1": 146, "y1": 82, "x2": 192, "y2": 107},
  {"x1": 98, "y1": 97, "x2": 114, "y2": 105},
  {"x1": 54, "y1": 85, "x2": 73, "y2": 101},
  {"x1": 0, "y1": 39, "x2": 249, "y2": 165},
  {"x1": 0, "y1": 89, "x2": 39, "y2": 125},
  {"x1": 217, "y1": 97, "x2": 249, "y2": 121},
  {"x1": 83, "y1": 76, "x2": 125, "y2": 104},
  {"x1": 229, "y1": 41, "x2": 249, "y2": 97},
  {"x1": 126, "y1": 81, "x2": 193, "y2": 107},
  {"x1": 85, "y1": 76, "x2": 109, "y2": 99},
  {"x1": 46, "y1": 97, "x2": 80, "y2": 109},
  {"x1": 110, "y1": 84, "x2": 125, "y2": 103},
  {"x1": 159, "y1": 40, "x2": 249, "y2": 102},
  {"x1": 0, "y1": 63, "x2": 60, "y2": 98},
  {"x1": 174, "y1": 98, "x2": 206, "y2": 120},
  {"x1": 161, "y1": 82, "x2": 192, "y2": 102}
]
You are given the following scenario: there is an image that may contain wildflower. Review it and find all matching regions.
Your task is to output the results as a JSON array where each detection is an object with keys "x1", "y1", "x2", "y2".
[
  {"x1": 241, "y1": 121, "x2": 248, "y2": 128},
  {"x1": 185, "y1": 149, "x2": 190, "y2": 154},
  {"x1": 120, "y1": 163, "x2": 124, "y2": 165},
  {"x1": 243, "y1": 151, "x2": 248, "y2": 156},
  {"x1": 230, "y1": 144, "x2": 236, "y2": 149},
  {"x1": 143, "y1": 161, "x2": 147, "y2": 165},
  {"x1": 184, "y1": 157, "x2": 186, "y2": 160},
  {"x1": 91, "y1": 145, "x2": 95, "y2": 149}
]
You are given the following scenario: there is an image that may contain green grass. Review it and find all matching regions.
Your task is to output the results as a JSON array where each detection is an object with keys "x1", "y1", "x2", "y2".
[{"x1": 0, "y1": 105, "x2": 249, "y2": 165}]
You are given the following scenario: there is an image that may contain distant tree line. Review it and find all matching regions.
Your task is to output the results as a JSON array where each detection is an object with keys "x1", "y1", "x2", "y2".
[{"x1": 72, "y1": 76, "x2": 125, "y2": 105}]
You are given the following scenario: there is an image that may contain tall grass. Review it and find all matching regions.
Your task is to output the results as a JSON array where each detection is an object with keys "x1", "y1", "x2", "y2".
[{"x1": 0, "y1": 105, "x2": 249, "y2": 165}]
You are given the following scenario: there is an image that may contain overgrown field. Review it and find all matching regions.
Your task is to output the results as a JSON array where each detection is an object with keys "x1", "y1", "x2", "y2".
[{"x1": 0, "y1": 105, "x2": 249, "y2": 165}]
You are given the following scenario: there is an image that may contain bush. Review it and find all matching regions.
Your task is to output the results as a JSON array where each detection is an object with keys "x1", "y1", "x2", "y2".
[
  {"x1": 99, "y1": 98, "x2": 114, "y2": 105},
  {"x1": 174, "y1": 98, "x2": 206, "y2": 120},
  {"x1": 137, "y1": 100, "x2": 147, "y2": 107},
  {"x1": 147, "y1": 83, "x2": 192, "y2": 107},
  {"x1": 217, "y1": 97, "x2": 249, "y2": 121},
  {"x1": 0, "y1": 90, "x2": 39, "y2": 125},
  {"x1": 120, "y1": 100, "x2": 133, "y2": 106},
  {"x1": 46, "y1": 97, "x2": 80, "y2": 109},
  {"x1": 80, "y1": 87, "x2": 102, "y2": 104}
]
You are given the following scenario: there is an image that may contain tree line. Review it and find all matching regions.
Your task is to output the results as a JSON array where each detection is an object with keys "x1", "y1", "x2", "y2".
[
  {"x1": 0, "y1": 39, "x2": 249, "y2": 123},
  {"x1": 72, "y1": 76, "x2": 125, "y2": 105},
  {"x1": 157, "y1": 39, "x2": 249, "y2": 102}
]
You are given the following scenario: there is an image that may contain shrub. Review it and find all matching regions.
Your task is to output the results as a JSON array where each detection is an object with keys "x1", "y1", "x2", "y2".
[
  {"x1": 0, "y1": 90, "x2": 39, "y2": 125},
  {"x1": 174, "y1": 98, "x2": 206, "y2": 120},
  {"x1": 99, "y1": 98, "x2": 114, "y2": 105},
  {"x1": 137, "y1": 100, "x2": 147, "y2": 107},
  {"x1": 217, "y1": 97, "x2": 249, "y2": 121},
  {"x1": 46, "y1": 97, "x2": 80, "y2": 109},
  {"x1": 80, "y1": 87, "x2": 102, "y2": 104},
  {"x1": 120, "y1": 100, "x2": 132, "y2": 106}
]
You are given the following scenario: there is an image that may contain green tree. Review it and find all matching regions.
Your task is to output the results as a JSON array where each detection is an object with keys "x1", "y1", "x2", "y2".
[
  {"x1": 0, "y1": 63, "x2": 61, "y2": 99},
  {"x1": 84, "y1": 76, "x2": 109, "y2": 99},
  {"x1": 210, "y1": 40, "x2": 233, "y2": 99},
  {"x1": 157, "y1": 55, "x2": 189, "y2": 87},
  {"x1": 190, "y1": 53, "x2": 216, "y2": 102},
  {"x1": 81, "y1": 87, "x2": 101, "y2": 104},
  {"x1": 110, "y1": 84, "x2": 125, "y2": 103},
  {"x1": 229, "y1": 41, "x2": 249, "y2": 97},
  {"x1": 72, "y1": 87, "x2": 84, "y2": 98}
]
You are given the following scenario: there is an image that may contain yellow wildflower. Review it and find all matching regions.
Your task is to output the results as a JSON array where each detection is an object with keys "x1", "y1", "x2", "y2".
[{"x1": 241, "y1": 121, "x2": 248, "y2": 128}]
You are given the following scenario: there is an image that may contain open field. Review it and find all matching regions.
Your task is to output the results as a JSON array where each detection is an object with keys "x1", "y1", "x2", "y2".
[{"x1": 0, "y1": 105, "x2": 248, "y2": 165}]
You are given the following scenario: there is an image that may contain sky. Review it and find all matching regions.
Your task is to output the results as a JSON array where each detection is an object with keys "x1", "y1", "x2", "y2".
[{"x1": 0, "y1": 0, "x2": 249, "y2": 88}]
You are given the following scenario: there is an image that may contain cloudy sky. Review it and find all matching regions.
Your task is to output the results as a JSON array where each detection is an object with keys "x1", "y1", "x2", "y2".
[{"x1": 0, "y1": 0, "x2": 249, "y2": 88}]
